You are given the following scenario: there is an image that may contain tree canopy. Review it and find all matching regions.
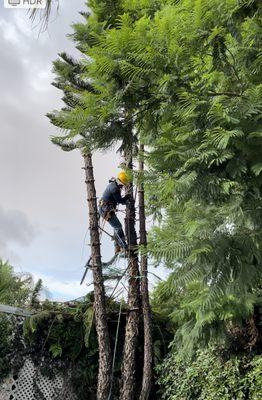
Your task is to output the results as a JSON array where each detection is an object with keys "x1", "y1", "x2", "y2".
[{"x1": 9, "y1": 0, "x2": 262, "y2": 398}]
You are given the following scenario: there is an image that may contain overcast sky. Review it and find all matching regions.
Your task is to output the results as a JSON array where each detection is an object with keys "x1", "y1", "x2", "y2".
[{"x1": 0, "y1": 0, "x2": 168, "y2": 301}]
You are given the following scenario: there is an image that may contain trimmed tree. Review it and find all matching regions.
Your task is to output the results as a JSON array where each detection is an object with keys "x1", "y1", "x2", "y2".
[
  {"x1": 47, "y1": 52, "x2": 112, "y2": 399},
  {"x1": 138, "y1": 144, "x2": 153, "y2": 400}
]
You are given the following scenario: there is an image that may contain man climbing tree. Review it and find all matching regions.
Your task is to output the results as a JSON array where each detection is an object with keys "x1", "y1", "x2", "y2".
[
  {"x1": 99, "y1": 171, "x2": 131, "y2": 254},
  {"x1": 46, "y1": 2, "x2": 153, "y2": 398}
]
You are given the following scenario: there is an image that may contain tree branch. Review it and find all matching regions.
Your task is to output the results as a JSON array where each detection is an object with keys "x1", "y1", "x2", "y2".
[{"x1": 207, "y1": 91, "x2": 244, "y2": 98}]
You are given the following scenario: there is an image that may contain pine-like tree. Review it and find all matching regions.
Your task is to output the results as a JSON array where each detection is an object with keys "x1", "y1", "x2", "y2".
[
  {"x1": 40, "y1": 0, "x2": 262, "y2": 391},
  {"x1": 74, "y1": 0, "x2": 262, "y2": 351},
  {"x1": 47, "y1": 45, "x2": 113, "y2": 400},
  {"x1": 138, "y1": 144, "x2": 153, "y2": 400}
]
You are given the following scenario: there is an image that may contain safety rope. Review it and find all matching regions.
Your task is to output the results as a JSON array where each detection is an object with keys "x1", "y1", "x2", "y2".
[
  {"x1": 109, "y1": 260, "x2": 129, "y2": 300},
  {"x1": 107, "y1": 296, "x2": 123, "y2": 400},
  {"x1": 99, "y1": 225, "x2": 114, "y2": 239},
  {"x1": 81, "y1": 180, "x2": 139, "y2": 397},
  {"x1": 80, "y1": 217, "x2": 107, "y2": 285}
]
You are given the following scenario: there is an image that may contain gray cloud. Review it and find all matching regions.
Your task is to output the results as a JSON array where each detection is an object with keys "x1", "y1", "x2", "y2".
[
  {"x1": 0, "y1": 1, "x2": 125, "y2": 299},
  {"x1": 0, "y1": 205, "x2": 36, "y2": 251}
]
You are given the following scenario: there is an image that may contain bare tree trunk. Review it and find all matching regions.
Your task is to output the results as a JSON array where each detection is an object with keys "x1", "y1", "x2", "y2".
[
  {"x1": 120, "y1": 155, "x2": 141, "y2": 400},
  {"x1": 83, "y1": 152, "x2": 112, "y2": 400},
  {"x1": 138, "y1": 144, "x2": 153, "y2": 400}
]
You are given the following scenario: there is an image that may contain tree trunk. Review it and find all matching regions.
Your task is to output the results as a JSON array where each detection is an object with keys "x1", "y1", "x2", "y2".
[
  {"x1": 120, "y1": 155, "x2": 141, "y2": 400},
  {"x1": 138, "y1": 144, "x2": 153, "y2": 400},
  {"x1": 83, "y1": 152, "x2": 112, "y2": 400}
]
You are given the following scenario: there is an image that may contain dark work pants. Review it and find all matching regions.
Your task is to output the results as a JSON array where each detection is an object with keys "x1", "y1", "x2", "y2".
[{"x1": 99, "y1": 207, "x2": 127, "y2": 249}]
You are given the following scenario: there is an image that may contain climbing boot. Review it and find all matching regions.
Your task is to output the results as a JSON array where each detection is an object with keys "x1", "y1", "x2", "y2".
[{"x1": 115, "y1": 245, "x2": 122, "y2": 254}]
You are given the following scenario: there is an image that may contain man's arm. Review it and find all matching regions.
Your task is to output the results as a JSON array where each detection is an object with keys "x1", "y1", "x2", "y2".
[
  {"x1": 111, "y1": 184, "x2": 128, "y2": 204},
  {"x1": 118, "y1": 194, "x2": 130, "y2": 204}
]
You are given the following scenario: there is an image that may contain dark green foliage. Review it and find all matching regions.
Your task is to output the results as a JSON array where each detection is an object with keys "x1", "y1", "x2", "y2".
[
  {"x1": 152, "y1": 281, "x2": 262, "y2": 354},
  {"x1": 20, "y1": 297, "x2": 171, "y2": 399},
  {"x1": 0, "y1": 260, "x2": 36, "y2": 382},
  {"x1": 30, "y1": 279, "x2": 43, "y2": 309},
  {"x1": 0, "y1": 316, "x2": 12, "y2": 381},
  {"x1": 132, "y1": 0, "x2": 262, "y2": 349},
  {"x1": 0, "y1": 259, "x2": 32, "y2": 305},
  {"x1": 42, "y1": 0, "x2": 262, "y2": 395},
  {"x1": 22, "y1": 299, "x2": 98, "y2": 398},
  {"x1": 157, "y1": 348, "x2": 262, "y2": 400}
]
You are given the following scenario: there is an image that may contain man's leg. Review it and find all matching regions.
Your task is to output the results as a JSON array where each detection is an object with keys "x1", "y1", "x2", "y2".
[{"x1": 107, "y1": 212, "x2": 127, "y2": 250}]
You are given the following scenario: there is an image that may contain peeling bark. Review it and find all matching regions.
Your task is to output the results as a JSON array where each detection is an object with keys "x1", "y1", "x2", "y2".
[
  {"x1": 83, "y1": 153, "x2": 112, "y2": 400},
  {"x1": 138, "y1": 144, "x2": 153, "y2": 400},
  {"x1": 120, "y1": 155, "x2": 141, "y2": 400}
]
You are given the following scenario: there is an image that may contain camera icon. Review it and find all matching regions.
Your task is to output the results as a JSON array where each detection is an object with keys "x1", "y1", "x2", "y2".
[{"x1": 8, "y1": 0, "x2": 21, "y2": 5}]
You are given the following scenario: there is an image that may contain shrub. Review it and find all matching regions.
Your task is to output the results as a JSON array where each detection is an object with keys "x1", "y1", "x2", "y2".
[{"x1": 157, "y1": 349, "x2": 262, "y2": 400}]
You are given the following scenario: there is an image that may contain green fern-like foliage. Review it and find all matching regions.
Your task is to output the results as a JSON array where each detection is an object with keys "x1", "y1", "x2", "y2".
[
  {"x1": 47, "y1": 0, "x2": 262, "y2": 351},
  {"x1": 48, "y1": 1, "x2": 141, "y2": 155},
  {"x1": 152, "y1": 279, "x2": 260, "y2": 353},
  {"x1": 136, "y1": 0, "x2": 262, "y2": 348}
]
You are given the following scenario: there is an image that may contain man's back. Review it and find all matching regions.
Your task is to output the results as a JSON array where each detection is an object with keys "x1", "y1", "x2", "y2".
[{"x1": 101, "y1": 181, "x2": 123, "y2": 207}]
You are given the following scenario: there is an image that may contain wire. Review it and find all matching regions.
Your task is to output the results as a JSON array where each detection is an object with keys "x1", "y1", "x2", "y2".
[
  {"x1": 99, "y1": 226, "x2": 114, "y2": 239},
  {"x1": 109, "y1": 262, "x2": 129, "y2": 300},
  {"x1": 80, "y1": 217, "x2": 106, "y2": 285},
  {"x1": 108, "y1": 296, "x2": 123, "y2": 400},
  {"x1": 80, "y1": 229, "x2": 89, "y2": 262}
]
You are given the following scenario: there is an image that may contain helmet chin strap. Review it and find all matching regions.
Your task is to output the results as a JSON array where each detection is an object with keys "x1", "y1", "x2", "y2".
[{"x1": 116, "y1": 178, "x2": 124, "y2": 186}]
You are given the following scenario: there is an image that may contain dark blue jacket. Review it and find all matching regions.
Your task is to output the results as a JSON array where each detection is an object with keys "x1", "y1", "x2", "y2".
[{"x1": 101, "y1": 181, "x2": 128, "y2": 208}]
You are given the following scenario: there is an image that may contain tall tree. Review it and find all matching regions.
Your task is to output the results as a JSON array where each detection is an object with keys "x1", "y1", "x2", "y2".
[
  {"x1": 77, "y1": 0, "x2": 262, "y2": 352},
  {"x1": 30, "y1": 0, "x2": 262, "y2": 395},
  {"x1": 46, "y1": 3, "x2": 144, "y2": 396},
  {"x1": 47, "y1": 51, "x2": 112, "y2": 399},
  {"x1": 65, "y1": 4, "x2": 164, "y2": 396},
  {"x1": 83, "y1": 151, "x2": 112, "y2": 399},
  {"x1": 130, "y1": 0, "x2": 262, "y2": 349},
  {"x1": 138, "y1": 144, "x2": 153, "y2": 400},
  {"x1": 69, "y1": 7, "x2": 151, "y2": 397},
  {"x1": 120, "y1": 152, "x2": 141, "y2": 400}
]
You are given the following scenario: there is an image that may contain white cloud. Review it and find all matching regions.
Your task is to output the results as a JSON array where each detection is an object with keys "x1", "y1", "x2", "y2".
[
  {"x1": 32, "y1": 271, "x2": 91, "y2": 301},
  {"x1": 14, "y1": 12, "x2": 33, "y2": 38},
  {"x1": 0, "y1": 17, "x2": 29, "y2": 51},
  {"x1": 30, "y1": 69, "x2": 53, "y2": 92},
  {"x1": 0, "y1": 18, "x2": 18, "y2": 43}
]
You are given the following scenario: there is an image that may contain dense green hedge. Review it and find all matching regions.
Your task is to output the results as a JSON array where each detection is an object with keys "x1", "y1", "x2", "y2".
[
  {"x1": 0, "y1": 316, "x2": 12, "y2": 381},
  {"x1": 157, "y1": 349, "x2": 262, "y2": 400}
]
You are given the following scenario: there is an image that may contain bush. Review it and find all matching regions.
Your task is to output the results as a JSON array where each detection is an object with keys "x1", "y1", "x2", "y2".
[
  {"x1": 0, "y1": 315, "x2": 12, "y2": 382},
  {"x1": 157, "y1": 349, "x2": 262, "y2": 400}
]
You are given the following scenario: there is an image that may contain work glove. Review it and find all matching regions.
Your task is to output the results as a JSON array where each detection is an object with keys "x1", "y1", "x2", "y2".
[{"x1": 124, "y1": 194, "x2": 131, "y2": 202}]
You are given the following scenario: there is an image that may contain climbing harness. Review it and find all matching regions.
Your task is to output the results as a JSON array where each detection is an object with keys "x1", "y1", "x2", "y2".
[{"x1": 99, "y1": 199, "x2": 115, "y2": 220}]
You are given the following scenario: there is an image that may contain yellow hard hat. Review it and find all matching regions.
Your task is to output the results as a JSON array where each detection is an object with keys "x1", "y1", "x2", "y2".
[{"x1": 117, "y1": 171, "x2": 130, "y2": 186}]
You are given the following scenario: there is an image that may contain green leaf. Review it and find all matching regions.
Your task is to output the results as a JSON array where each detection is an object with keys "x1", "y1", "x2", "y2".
[
  {"x1": 83, "y1": 307, "x2": 94, "y2": 347},
  {"x1": 251, "y1": 163, "x2": 262, "y2": 176},
  {"x1": 49, "y1": 343, "x2": 63, "y2": 358}
]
